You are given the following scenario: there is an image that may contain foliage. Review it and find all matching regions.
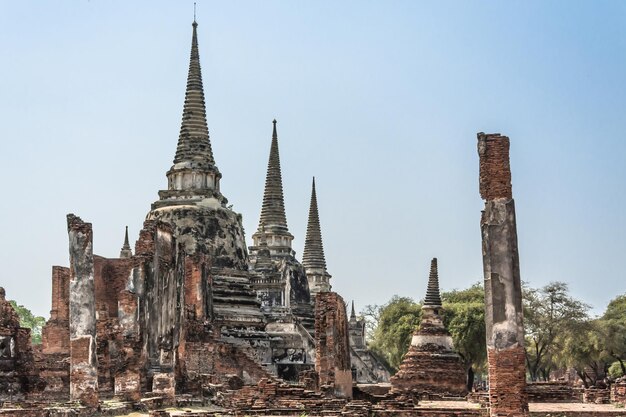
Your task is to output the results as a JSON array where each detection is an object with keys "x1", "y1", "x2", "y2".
[
  {"x1": 609, "y1": 361, "x2": 625, "y2": 379},
  {"x1": 360, "y1": 304, "x2": 383, "y2": 342},
  {"x1": 441, "y1": 283, "x2": 487, "y2": 389},
  {"x1": 366, "y1": 296, "x2": 421, "y2": 371},
  {"x1": 9, "y1": 300, "x2": 46, "y2": 344},
  {"x1": 523, "y1": 281, "x2": 590, "y2": 381},
  {"x1": 558, "y1": 319, "x2": 611, "y2": 387},
  {"x1": 600, "y1": 294, "x2": 626, "y2": 376},
  {"x1": 365, "y1": 283, "x2": 486, "y2": 385}
]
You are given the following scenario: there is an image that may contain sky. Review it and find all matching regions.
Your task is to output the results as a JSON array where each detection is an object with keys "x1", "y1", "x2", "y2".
[{"x1": 1, "y1": 1, "x2": 625, "y2": 319}]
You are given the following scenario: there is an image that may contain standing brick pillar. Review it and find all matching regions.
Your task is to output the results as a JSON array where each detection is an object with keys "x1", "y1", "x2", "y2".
[
  {"x1": 67, "y1": 214, "x2": 99, "y2": 407},
  {"x1": 477, "y1": 133, "x2": 528, "y2": 417},
  {"x1": 315, "y1": 292, "x2": 352, "y2": 399}
]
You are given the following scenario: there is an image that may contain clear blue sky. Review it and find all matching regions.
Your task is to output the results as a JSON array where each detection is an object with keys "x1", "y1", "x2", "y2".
[{"x1": 1, "y1": 1, "x2": 625, "y2": 318}]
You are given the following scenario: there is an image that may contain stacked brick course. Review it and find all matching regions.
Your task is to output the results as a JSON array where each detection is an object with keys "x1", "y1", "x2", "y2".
[
  {"x1": 583, "y1": 388, "x2": 611, "y2": 404},
  {"x1": 611, "y1": 378, "x2": 626, "y2": 405},
  {"x1": 526, "y1": 381, "x2": 581, "y2": 403}
]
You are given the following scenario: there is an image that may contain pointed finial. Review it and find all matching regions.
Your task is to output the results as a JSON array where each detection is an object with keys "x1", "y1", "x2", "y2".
[
  {"x1": 350, "y1": 300, "x2": 356, "y2": 319},
  {"x1": 193, "y1": 2, "x2": 197, "y2": 24},
  {"x1": 120, "y1": 226, "x2": 133, "y2": 258},
  {"x1": 423, "y1": 257, "x2": 442, "y2": 307},
  {"x1": 254, "y1": 118, "x2": 291, "y2": 238}
]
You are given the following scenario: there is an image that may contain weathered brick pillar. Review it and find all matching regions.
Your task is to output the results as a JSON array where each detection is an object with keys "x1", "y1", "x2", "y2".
[
  {"x1": 315, "y1": 292, "x2": 352, "y2": 399},
  {"x1": 67, "y1": 214, "x2": 99, "y2": 407},
  {"x1": 477, "y1": 133, "x2": 528, "y2": 417}
]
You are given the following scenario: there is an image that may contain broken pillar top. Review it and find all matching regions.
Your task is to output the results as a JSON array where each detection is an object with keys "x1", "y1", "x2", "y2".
[
  {"x1": 67, "y1": 213, "x2": 92, "y2": 234},
  {"x1": 423, "y1": 258, "x2": 442, "y2": 308},
  {"x1": 477, "y1": 132, "x2": 512, "y2": 200},
  {"x1": 0, "y1": 287, "x2": 5, "y2": 301}
]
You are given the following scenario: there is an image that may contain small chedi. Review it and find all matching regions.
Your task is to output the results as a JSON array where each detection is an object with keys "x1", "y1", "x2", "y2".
[{"x1": 390, "y1": 258, "x2": 467, "y2": 397}]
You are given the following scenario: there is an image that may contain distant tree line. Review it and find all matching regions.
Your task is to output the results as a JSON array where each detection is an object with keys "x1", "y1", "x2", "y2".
[{"x1": 363, "y1": 282, "x2": 626, "y2": 388}]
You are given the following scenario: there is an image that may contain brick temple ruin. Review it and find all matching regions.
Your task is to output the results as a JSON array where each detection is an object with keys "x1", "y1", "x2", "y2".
[{"x1": 2, "y1": 19, "x2": 626, "y2": 417}]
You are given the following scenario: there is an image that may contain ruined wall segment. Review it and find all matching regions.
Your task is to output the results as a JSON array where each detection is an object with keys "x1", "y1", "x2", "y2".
[
  {"x1": 477, "y1": 133, "x2": 528, "y2": 416},
  {"x1": 0, "y1": 287, "x2": 37, "y2": 401},
  {"x1": 41, "y1": 266, "x2": 70, "y2": 354},
  {"x1": 315, "y1": 292, "x2": 352, "y2": 399},
  {"x1": 67, "y1": 214, "x2": 99, "y2": 407}
]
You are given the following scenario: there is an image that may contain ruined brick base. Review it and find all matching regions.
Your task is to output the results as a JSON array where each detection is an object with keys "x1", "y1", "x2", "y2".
[
  {"x1": 611, "y1": 379, "x2": 626, "y2": 405},
  {"x1": 487, "y1": 346, "x2": 528, "y2": 417},
  {"x1": 583, "y1": 388, "x2": 610, "y2": 404},
  {"x1": 69, "y1": 336, "x2": 99, "y2": 408},
  {"x1": 390, "y1": 345, "x2": 467, "y2": 398},
  {"x1": 152, "y1": 372, "x2": 176, "y2": 399},
  {"x1": 526, "y1": 382, "x2": 581, "y2": 403}
]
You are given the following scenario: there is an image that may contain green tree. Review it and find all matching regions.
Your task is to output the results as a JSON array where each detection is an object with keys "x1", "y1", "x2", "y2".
[
  {"x1": 9, "y1": 300, "x2": 46, "y2": 344},
  {"x1": 367, "y1": 296, "x2": 421, "y2": 370},
  {"x1": 523, "y1": 282, "x2": 590, "y2": 381},
  {"x1": 442, "y1": 283, "x2": 486, "y2": 390},
  {"x1": 600, "y1": 294, "x2": 626, "y2": 375},
  {"x1": 558, "y1": 319, "x2": 610, "y2": 387}
]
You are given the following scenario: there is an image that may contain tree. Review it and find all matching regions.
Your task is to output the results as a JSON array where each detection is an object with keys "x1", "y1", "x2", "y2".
[
  {"x1": 367, "y1": 296, "x2": 421, "y2": 370},
  {"x1": 523, "y1": 282, "x2": 590, "y2": 381},
  {"x1": 442, "y1": 283, "x2": 487, "y2": 390},
  {"x1": 600, "y1": 294, "x2": 626, "y2": 376},
  {"x1": 360, "y1": 304, "x2": 382, "y2": 342},
  {"x1": 558, "y1": 319, "x2": 611, "y2": 387},
  {"x1": 9, "y1": 300, "x2": 46, "y2": 344}
]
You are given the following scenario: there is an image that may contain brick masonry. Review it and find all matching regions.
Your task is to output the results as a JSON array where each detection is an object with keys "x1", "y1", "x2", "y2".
[
  {"x1": 487, "y1": 346, "x2": 529, "y2": 416},
  {"x1": 315, "y1": 292, "x2": 352, "y2": 399}
]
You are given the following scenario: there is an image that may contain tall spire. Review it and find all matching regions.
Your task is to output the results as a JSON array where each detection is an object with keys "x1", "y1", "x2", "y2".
[
  {"x1": 350, "y1": 300, "x2": 356, "y2": 320},
  {"x1": 173, "y1": 20, "x2": 216, "y2": 167},
  {"x1": 257, "y1": 120, "x2": 289, "y2": 233},
  {"x1": 303, "y1": 177, "x2": 331, "y2": 295},
  {"x1": 155, "y1": 20, "x2": 224, "y2": 209},
  {"x1": 251, "y1": 120, "x2": 293, "y2": 254},
  {"x1": 423, "y1": 258, "x2": 442, "y2": 307},
  {"x1": 120, "y1": 226, "x2": 132, "y2": 259}
]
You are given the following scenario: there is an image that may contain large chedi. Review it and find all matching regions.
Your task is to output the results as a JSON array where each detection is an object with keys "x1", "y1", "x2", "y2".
[
  {"x1": 390, "y1": 258, "x2": 467, "y2": 398},
  {"x1": 146, "y1": 21, "x2": 265, "y2": 339}
]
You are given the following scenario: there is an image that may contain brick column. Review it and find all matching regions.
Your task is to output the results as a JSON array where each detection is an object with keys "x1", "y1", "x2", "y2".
[
  {"x1": 315, "y1": 292, "x2": 352, "y2": 399},
  {"x1": 477, "y1": 133, "x2": 528, "y2": 417},
  {"x1": 67, "y1": 214, "x2": 99, "y2": 407}
]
